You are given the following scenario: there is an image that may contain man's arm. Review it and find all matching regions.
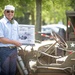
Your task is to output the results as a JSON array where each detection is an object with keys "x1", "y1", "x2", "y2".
[{"x1": 0, "y1": 37, "x2": 22, "y2": 47}]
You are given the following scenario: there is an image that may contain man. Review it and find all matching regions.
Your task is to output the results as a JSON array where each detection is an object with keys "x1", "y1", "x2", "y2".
[{"x1": 0, "y1": 5, "x2": 22, "y2": 75}]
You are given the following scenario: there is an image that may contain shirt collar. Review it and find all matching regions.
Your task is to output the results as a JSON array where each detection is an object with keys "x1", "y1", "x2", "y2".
[
  {"x1": 3, "y1": 16, "x2": 9, "y2": 24},
  {"x1": 3, "y1": 16, "x2": 14, "y2": 24}
]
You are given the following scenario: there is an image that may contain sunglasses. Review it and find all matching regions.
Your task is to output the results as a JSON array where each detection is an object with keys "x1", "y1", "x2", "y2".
[{"x1": 6, "y1": 10, "x2": 14, "y2": 13}]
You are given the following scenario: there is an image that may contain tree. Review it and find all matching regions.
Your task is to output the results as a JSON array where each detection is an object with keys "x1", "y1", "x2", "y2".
[{"x1": 35, "y1": 0, "x2": 42, "y2": 41}]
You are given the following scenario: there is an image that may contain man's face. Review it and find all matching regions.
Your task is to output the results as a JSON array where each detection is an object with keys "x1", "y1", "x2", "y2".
[{"x1": 4, "y1": 10, "x2": 14, "y2": 21}]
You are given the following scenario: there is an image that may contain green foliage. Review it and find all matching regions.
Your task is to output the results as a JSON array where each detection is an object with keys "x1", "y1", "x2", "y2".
[
  {"x1": 0, "y1": 0, "x2": 74, "y2": 24},
  {"x1": 69, "y1": 0, "x2": 75, "y2": 10},
  {"x1": 41, "y1": 0, "x2": 73, "y2": 24}
]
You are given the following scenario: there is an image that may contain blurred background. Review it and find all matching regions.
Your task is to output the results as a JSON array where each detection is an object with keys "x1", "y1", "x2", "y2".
[{"x1": 0, "y1": 0, "x2": 75, "y2": 41}]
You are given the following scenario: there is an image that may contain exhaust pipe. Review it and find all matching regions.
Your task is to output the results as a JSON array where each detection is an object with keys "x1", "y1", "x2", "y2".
[{"x1": 17, "y1": 56, "x2": 28, "y2": 75}]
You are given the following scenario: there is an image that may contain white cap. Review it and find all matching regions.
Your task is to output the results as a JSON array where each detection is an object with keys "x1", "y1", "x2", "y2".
[{"x1": 4, "y1": 5, "x2": 15, "y2": 11}]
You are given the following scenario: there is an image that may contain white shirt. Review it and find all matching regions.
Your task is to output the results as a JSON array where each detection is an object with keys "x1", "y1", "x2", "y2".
[{"x1": 0, "y1": 16, "x2": 19, "y2": 47}]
